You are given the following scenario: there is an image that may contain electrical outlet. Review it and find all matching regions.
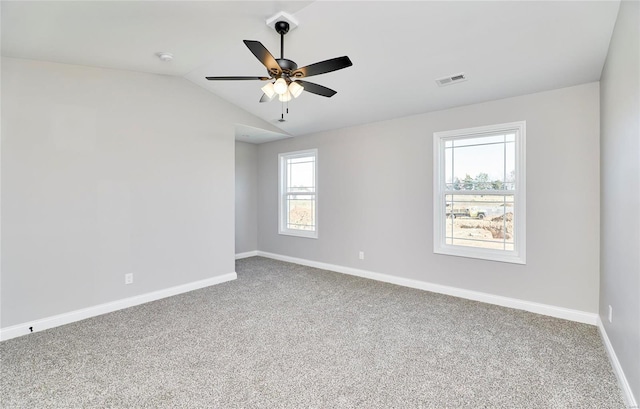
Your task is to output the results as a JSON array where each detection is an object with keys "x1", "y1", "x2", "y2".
[
  {"x1": 358, "y1": 251, "x2": 365, "y2": 260},
  {"x1": 608, "y1": 305, "x2": 613, "y2": 323},
  {"x1": 125, "y1": 273, "x2": 134, "y2": 285}
]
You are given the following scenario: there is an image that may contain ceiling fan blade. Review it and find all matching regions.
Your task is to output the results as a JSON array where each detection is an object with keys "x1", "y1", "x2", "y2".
[
  {"x1": 243, "y1": 40, "x2": 282, "y2": 76},
  {"x1": 259, "y1": 93, "x2": 275, "y2": 103},
  {"x1": 296, "y1": 80, "x2": 337, "y2": 98},
  {"x1": 206, "y1": 76, "x2": 270, "y2": 81},
  {"x1": 293, "y1": 56, "x2": 352, "y2": 78}
]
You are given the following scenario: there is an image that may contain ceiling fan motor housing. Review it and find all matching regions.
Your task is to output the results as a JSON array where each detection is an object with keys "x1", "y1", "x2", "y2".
[{"x1": 276, "y1": 58, "x2": 297, "y2": 74}]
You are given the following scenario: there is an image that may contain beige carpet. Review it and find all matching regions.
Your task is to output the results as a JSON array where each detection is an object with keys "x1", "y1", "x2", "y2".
[{"x1": 1, "y1": 257, "x2": 625, "y2": 408}]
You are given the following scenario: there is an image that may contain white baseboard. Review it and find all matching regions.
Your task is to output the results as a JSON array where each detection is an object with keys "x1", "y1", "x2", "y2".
[
  {"x1": 235, "y1": 250, "x2": 258, "y2": 259},
  {"x1": 0, "y1": 272, "x2": 237, "y2": 342},
  {"x1": 256, "y1": 251, "x2": 598, "y2": 325},
  {"x1": 597, "y1": 316, "x2": 638, "y2": 408}
]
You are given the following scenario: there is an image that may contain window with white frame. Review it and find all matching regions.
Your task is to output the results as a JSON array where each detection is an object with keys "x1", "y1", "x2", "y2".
[
  {"x1": 433, "y1": 121, "x2": 526, "y2": 264},
  {"x1": 279, "y1": 149, "x2": 318, "y2": 238}
]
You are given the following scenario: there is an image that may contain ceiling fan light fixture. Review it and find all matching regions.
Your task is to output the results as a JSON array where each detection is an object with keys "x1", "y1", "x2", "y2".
[
  {"x1": 274, "y1": 78, "x2": 288, "y2": 95},
  {"x1": 289, "y1": 81, "x2": 304, "y2": 98},
  {"x1": 261, "y1": 82, "x2": 276, "y2": 98},
  {"x1": 278, "y1": 90, "x2": 292, "y2": 102}
]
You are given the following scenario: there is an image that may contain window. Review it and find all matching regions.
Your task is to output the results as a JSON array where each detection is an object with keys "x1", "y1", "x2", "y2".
[
  {"x1": 279, "y1": 149, "x2": 318, "y2": 238},
  {"x1": 433, "y1": 121, "x2": 526, "y2": 264}
]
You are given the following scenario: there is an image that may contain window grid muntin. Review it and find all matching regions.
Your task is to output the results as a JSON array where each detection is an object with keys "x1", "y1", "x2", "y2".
[
  {"x1": 445, "y1": 133, "x2": 515, "y2": 192},
  {"x1": 285, "y1": 193, "x2": 316, "y2": 231},
  {"x1": 278, "y1": 149, "x2": 318, "y2": 238},
  {"x1": 286, "y1": 157, "x2": 315, "y2": 193},
  {"x1": 434, "y1": 122, "x2": 525, "y2": 264},
  {"x1": 444, "y1": 193, "x2": 514, "y2": 251}
]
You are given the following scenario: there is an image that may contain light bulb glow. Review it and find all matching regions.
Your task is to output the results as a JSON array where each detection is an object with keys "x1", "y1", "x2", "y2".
[
  {"x1": 261, "y1": 82, "x2": 276, "y2": 99},
  {"x1": 278, "y1": 90, "x2": 292, "y2": 102},
  {"x1": 289, "y1": 81, "x2": 304, "y2": 98},
  {"x1": 273, "y1": 78, "x2": 288, "y2": 95}
]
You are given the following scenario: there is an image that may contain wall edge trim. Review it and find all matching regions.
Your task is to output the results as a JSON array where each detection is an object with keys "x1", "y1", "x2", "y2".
[
  {"x1": 597, "y1": 316, "x2": 638, "y2": 408},
  {"x1": 255, "y1": 251, "x2": 598, "y2": 325},
  {"x1": 0, "y1": 272, "x2": 237, "y2": 342},
  {"x1": 235, "y1": 251, "x2": 259, "y2": 259}
]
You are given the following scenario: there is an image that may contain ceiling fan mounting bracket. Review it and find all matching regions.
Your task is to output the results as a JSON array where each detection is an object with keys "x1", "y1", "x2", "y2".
[
  {"x1": 275, "y1": 21, "x2": 290, "y2": 36},
  {"x1": 266, "y1": 11, "x2": 298, "y2": 32}
]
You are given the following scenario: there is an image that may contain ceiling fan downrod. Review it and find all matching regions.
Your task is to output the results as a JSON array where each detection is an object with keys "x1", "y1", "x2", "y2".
[
  {"x1": 275, "y1": 21, "x2": 290, "y2": 59},
  {"x1": 273, "y1": 21, "x2": 298, "y2": 76}
]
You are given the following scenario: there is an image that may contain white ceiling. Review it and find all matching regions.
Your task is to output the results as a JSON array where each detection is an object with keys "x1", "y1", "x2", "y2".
[{"x1": 2, "y1": 1, "x2": 620, "y2": 142}]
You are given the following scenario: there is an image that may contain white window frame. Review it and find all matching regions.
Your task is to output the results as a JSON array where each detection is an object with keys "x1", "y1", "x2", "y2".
[
  {"x1": 278, "y1": 149, "x2": 318, "y2": 239},
  {"x1": 433, "y1": 121, "x2": 526, "y2": 264}
]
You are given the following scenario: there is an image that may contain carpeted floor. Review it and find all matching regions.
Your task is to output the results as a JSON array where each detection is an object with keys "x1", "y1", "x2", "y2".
[{"x1": 1, "y1": 257, "x2": 626, "y2": 408}]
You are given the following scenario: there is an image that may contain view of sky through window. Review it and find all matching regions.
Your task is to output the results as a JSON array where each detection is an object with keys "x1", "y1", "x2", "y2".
[{"x1": 445, "y1": 134, "x2": 516, "y2": 190}]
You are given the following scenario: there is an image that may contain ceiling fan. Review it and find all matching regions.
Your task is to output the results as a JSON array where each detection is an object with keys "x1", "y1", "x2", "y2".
[{"x1": 205, "y1": 21, "x2": 352, "y2": 105}]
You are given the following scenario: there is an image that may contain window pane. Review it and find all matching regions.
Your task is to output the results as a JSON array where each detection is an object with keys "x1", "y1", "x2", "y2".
[
  {"x1": 286, "y1": 194, "x2": 316, "y2": 231},
  {"x1": 287, "y1": 157, "x2": 315, "y2": 193},
  {"x1": 449, "y1": 144, "x2": 504, "y2": 191},
  {"x1": 444, "y1": 194, "x2": 514, "y2": 250},
  {"x1": 445, "y1": 135, "x2": 518, "y2": 191},
  {"x1": 445, "y1": 147, "x2": 453, "y2": 188},
  {"x1": 505, "y1": 141, "x2": 516, "y2": 190}
]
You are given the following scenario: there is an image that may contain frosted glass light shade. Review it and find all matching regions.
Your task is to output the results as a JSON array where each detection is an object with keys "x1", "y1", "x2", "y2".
[
  {"x1": 273, "y1": 78, "x2": 288, "y2": 95},
  {"x1": 261, "y1": 82, "x2": 276, "y2": 98},
  {"x1": 289, "y1": 81, "x2": 304, "y2": 98},
  {"x1": 278, "y1": 90, "x2": 292, "y2": 102}
]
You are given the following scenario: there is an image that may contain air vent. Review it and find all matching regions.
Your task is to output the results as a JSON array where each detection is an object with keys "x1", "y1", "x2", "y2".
[{"x1": 436, "y1": 72, "x2": 467, "y2": 87}]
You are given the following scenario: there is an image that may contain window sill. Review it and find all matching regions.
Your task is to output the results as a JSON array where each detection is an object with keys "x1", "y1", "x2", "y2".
[
  {"x1": 278, "y1": 230, "x2": 318, "y2": 239},
  {"x1": 434, "y1": 246, "x2": 526, "y2": 265}
]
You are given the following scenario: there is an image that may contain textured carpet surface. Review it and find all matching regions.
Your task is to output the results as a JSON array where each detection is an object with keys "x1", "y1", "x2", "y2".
[{"x1": 1, "y1": 257, "x2": 625, "y2": 408}]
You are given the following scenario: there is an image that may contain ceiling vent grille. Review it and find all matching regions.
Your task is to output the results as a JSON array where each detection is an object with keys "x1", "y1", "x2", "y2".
[{"x1": 436, "y1": 72, "x2": 467, "y2": 87}]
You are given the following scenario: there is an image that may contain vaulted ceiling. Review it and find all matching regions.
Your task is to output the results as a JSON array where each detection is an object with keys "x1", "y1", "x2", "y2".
[{"x1": 2, "y1": 1, "x2": 620, "y2": 142}]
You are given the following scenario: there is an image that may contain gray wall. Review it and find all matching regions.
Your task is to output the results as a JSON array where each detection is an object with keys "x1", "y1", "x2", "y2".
[
  {"x1": 1, "y1": 58, "x2": 277, "y2": 328},
  {"x1": 235, "y1": 141, "x2": 258, "y2": 254},
  {"x1": 258, "y1": 83, "x2": 601, "y2": 313},
  {"x1": 600, "y1": 0, "x2": 640, "y2": 401}
]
